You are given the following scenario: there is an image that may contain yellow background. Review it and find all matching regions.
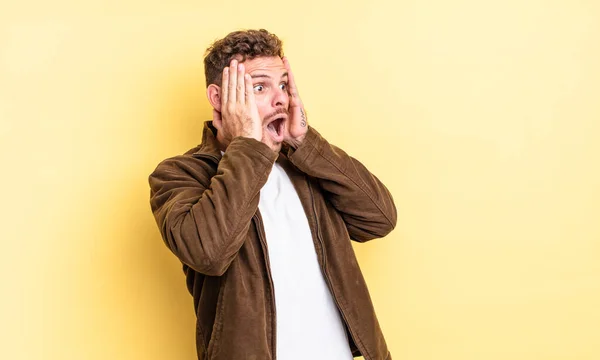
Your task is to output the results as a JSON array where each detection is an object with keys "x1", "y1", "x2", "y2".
[{"x1": 2, "y1": 0, "x2": 599, "y2": 359}]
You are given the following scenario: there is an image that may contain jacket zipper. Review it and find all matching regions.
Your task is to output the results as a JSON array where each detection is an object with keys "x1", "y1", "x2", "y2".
[
  {"x1": 253, "y1": 211, "x2": 278, "y2": 360},
  {"x1": 308, "y1": 181, "x2": 369, "y2": 360}
]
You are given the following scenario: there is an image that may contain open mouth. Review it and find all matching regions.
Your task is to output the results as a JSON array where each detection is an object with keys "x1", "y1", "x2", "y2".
[{"x1": 266, "y1": 115, "x2": 286, "y2": 142}]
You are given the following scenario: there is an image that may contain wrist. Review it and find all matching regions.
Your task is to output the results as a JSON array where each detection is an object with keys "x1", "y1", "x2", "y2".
[{"x1": 286, "y1": 134, "x2": 306, "y2": 149}]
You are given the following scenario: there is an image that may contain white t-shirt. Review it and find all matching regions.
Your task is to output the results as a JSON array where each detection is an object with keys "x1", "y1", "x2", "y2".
[{"x1": 258, "y1": 161, "x2": 353, "y2": 360}]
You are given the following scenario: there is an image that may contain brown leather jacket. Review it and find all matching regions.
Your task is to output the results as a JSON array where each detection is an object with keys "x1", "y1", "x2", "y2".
[{"x1": 149, "y1": 121, "x2": 397, "y2": 359}]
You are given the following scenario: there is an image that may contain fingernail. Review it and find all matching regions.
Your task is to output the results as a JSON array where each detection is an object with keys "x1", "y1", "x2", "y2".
[{"x1": 238, "y1": 63, "x2": 244, "y2": 71}]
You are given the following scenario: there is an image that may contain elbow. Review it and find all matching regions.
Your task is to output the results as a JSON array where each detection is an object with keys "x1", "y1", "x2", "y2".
[
  {"x1": 381, "y1": 207, "x2": 398, "y2": 237},
  {"x1": 349, "y1": 211, "x2": 397, "y2": 243},
  {"x1": 164, "y1": 221, "x2": 234, "y2": 277},
  {"x1": 185, "y1": 257, "x2": 231, "y2": 277},
  {"x1": 169, "y1": 241, "x2": 233, "y2": 276},
  {"x1": 377, "y1": 199, "x2": 398, "y2": 238},
  {"x1": 358, "y1": 224, "x2": 396, "y2": 242},
  {"x1": 375, "y1": 221, "x2": 397, "y2": 239},
  {"x1": 195, "y1": 251, "x2": 235, "y2": 276},
  {"x1": 173, "y1": 248, "x2": 234, "y2": 277}
]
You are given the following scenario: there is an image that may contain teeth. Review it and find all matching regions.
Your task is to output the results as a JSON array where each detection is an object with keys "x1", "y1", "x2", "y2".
[{"x1": 267, "y1": 118, "x2": 283, "y2": 137}]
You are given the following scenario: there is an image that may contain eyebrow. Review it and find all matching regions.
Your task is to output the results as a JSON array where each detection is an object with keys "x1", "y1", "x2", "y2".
[{"x1": 250, "y1": 72, "x2": 289, "y2": 80}]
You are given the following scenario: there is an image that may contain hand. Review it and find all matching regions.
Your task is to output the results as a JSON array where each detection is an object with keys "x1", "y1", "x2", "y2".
[
  {"x1": 282, "y1": 57, "x2": 308, "y2": 148},
  {"x1": 213, "y1": 59, "x2": 262, "y2": 144}
]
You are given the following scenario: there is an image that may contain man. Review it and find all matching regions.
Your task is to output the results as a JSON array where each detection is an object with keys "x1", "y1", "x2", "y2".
[{"x1": 149, "y1": 29, "x2": 396, "y2": 360}]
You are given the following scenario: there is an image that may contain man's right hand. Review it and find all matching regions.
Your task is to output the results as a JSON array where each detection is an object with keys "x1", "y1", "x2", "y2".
[{"x1": 213, "y1": 59, "x2": 262, "y2": 143}]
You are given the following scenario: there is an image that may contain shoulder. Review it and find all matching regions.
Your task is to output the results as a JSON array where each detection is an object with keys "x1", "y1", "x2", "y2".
[{"x1": 150, "y1": 146, "x2": 219, "y2": 184}]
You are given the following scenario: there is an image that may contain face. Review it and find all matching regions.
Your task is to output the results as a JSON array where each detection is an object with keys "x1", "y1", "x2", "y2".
[{"x1": 235, "y1": 56, "x2": 290, "y2": 152}]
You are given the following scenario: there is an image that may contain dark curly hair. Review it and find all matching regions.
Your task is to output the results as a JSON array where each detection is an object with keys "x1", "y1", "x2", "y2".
[{"x1": 203, "y1": 29, "x2": 284, "y2": 88}]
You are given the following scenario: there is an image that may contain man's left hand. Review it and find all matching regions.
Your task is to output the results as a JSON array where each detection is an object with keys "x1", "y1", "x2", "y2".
[{"x1": 283, "y1": 57, "x2": 308, "y2": 149}]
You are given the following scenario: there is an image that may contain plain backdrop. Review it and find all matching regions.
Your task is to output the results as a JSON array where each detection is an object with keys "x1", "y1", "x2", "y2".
[{"x1": 1, "y1": 1, "x2": 599, "y2": 359}]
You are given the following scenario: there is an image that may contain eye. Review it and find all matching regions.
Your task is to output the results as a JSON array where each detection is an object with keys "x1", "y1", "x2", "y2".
[
  {"x1": 279, "y1": 83, "x2": 287, "y2": 91},
  {"x1": 253, "y1": 84, "x2": 264, "y2": 92}
]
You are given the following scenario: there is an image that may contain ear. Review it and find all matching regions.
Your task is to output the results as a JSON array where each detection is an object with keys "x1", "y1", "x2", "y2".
[{"x1": 206, "y1": 84, "x2": 221, "y2": 112}]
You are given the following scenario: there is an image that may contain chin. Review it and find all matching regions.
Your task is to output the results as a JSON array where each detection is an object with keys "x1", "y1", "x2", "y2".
[
  {"x1": 270, "y1": 143, "x2": 283, "y2": 153},
  {"x1": 261, "y1": 131, "x2": 283, "y2": 153}
]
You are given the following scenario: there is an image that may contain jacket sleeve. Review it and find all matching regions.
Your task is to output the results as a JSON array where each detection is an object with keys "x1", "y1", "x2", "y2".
[
  {"x1": 149, "y1": 137, "x2": 277, "y2": 276},
  {"x1": 287, "y1": 127, "x2": 397, "y2": 242}
]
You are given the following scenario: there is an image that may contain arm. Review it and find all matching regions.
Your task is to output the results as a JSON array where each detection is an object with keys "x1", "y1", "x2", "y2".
[
  {"x1": 149, "y1": 138, "x2": 276, "y2": 276},
  {"x1": 149, "y1": 58, "x2": 274, "y2": 276},
  {"x1": 287, "y1": 127, "x2": 397, "y2": 242},
  {"x1": 281, "y1": 57, "x2": 396, "y2": 241}
]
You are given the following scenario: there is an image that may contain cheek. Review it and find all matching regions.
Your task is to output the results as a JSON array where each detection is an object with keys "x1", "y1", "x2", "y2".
[{"x1": 254, "y1": 98, "x2": 270, "y2": 122}]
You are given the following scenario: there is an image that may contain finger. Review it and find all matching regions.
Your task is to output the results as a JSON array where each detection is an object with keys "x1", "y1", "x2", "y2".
[
  {"x1": 244, "y1": 73, "x2": 254, "y2": 105},
  {"x1": 283, "y1": 57, "x2": 300, "y2": 100},
  {"x1": 221, "y1": 67, "x2": 229, "y2": 106},
  {"x1": 228, "y1": 59, "x2": 237, "y2": 103},
  {"x1": 237, "y1": 62, "x2": 245, "y2": 105}
]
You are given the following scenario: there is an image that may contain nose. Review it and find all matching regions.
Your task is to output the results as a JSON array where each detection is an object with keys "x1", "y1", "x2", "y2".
[{"x1": 272, "y1": 86, "x2": 289, "y2": 109}]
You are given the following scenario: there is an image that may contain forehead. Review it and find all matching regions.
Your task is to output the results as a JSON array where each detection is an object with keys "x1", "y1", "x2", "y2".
[{"x1": 242, "y1": 56, "x2": 286, "y2": 77}]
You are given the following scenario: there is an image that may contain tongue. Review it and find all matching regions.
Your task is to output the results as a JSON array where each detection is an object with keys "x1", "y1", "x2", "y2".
[{"x1": 267, "y1": 122, "x2": 277, "y2": 135}]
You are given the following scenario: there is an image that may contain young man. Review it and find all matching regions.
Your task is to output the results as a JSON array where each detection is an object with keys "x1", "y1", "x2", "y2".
[{"x1": 149, "y1": 29, "x2": 396, "y2": 360}]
